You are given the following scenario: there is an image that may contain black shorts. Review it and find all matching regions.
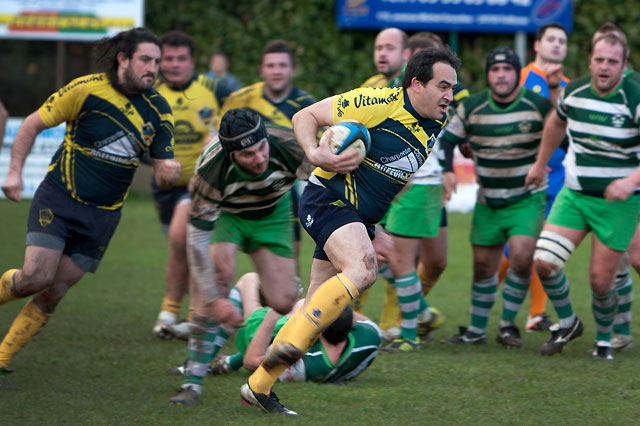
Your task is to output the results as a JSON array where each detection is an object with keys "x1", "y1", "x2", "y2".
[
  {"x1": 299, "y1": 182, "x2": 375, "y2": 261},
  {"x1": 26, "y1": 179, "x2": 121, "y2": 273},
  {"x1": 151, "y1": 179, "x2": 190, "y2": 226}
]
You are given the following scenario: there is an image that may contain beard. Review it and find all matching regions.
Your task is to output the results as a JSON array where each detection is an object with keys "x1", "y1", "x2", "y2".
[{"x1": 120, "y1": 65, "x2": 156, "y2": 94}]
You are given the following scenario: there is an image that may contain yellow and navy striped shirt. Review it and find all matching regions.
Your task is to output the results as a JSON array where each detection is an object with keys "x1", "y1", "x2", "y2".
[
  {"x1": 311, "y1": 87, "x2": 445, "y2": 223},
  {"x1": 220, "y1": 82, "x2": 315, "y2": 129},
  {"x1": 39, "y1": 73, "x2": 174, "y2": 210}
]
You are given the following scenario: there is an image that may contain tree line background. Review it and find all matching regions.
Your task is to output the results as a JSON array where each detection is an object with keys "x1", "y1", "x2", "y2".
[{"x1": 146, "y1": 0, "x2": 640, "y2": 99}]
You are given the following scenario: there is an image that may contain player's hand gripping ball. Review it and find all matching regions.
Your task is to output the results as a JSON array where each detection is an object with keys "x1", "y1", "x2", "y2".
[{"x1": 322, "y1": 119, "x2": 371, "y2": 160}]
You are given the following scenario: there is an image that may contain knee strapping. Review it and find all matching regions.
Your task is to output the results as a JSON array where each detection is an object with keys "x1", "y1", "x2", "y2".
[{"x1": 534, "y1": 231, "x2": 576, "y2": 275}]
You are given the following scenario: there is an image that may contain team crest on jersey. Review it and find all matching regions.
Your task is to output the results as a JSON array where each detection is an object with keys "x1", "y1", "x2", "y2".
[
  {"x1": 198, "y1": 106, "x2": 214, "y2": 127},
  {"x1": 336, "y1": 95, "x2": 349, "y2": 118},
  {"x1": 518, "y1": 121, "x2": 532, "y2": 134},
  {"x1": 142, "y1": 122, "x2": 156, "y2": 145},
  {"x1": 119, "y1": 102, "x2": 134, "y2": 116},
  {"x1": 39, "y1": 209, "x2": 54, "y2": 227},
  {"x1": 611, "y1": 114, "x2": 626, "y2": 128}
]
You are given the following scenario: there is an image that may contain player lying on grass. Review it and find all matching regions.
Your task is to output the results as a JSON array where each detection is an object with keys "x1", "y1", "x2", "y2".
[{"x1": 167, "y1": 272, "x2": 381, "y2": 387}]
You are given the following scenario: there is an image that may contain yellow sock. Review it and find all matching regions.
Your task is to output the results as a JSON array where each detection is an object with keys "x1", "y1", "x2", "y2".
[
  {"x1": 0, "y1": 299, "x2": 51, "y2": 368},
  {"x1": 161, "y1": 297, "x2": 181, "y2": 315},
  {"x1": 379, "y1": 280, "x2": 401, "y2": 330},
  {"x1": 249, "y1": 273, "x2": 359, "y2": 394},
  {"x1": 417, "y1": 262, "x2": 438, "y2": 296},
  {"x1": 350, "y1": 288, "x2": 368, "y2": 313},
  {"x1": 0, "y1": 269, "x2": 20, "y2": 305}
]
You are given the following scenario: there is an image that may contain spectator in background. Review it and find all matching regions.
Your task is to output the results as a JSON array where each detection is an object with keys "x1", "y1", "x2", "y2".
[{"x1": 206, "y1": 52, "x2": 242, "y2": 92}]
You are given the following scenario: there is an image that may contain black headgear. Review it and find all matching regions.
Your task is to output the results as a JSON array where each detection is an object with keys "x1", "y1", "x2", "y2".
[
  {"x1": 485, "y1": 46, "x2": 522, "y2": 77},
  {"x1": 218, "y1": 108, "x2": 268, "y2": 155}
]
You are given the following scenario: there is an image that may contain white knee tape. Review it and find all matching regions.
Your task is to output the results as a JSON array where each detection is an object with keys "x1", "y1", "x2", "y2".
[{"x1": 534, "y1": 231, "x2": 576, "y2": 274}]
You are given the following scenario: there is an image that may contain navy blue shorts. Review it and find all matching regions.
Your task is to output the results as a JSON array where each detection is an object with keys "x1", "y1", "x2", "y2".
[
  {"x1": 299, "y1": 182, "x2": 375, "y2": 260},
  {"x1": 26, "y1": 179, "x2": 121, "y2": 273},
  {"x1": 290, "y1": 187, "x2": 301, "y2": 242},
  {"x1": 151, "y1": 179, "x2": 190, "y2": 226}
]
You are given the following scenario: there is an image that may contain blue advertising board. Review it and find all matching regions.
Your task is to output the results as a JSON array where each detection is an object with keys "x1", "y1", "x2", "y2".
[{"x1": 337, "y1": 0, "x2": 572, "y2": 34}]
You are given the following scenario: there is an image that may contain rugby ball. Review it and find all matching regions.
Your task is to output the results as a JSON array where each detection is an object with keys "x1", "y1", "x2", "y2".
[{"x1": 322, "y1": 119, "x2": 371, "y2": 159}]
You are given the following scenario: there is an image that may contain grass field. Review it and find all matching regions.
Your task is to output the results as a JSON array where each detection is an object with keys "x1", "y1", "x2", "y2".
[{"x1": 1, "y1": 194, "x2": 639, "y2": 425}]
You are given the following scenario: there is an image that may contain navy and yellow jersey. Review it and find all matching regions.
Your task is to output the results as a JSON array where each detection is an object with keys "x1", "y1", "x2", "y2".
[
  {"x1": 38, "y1": 73, "x2": 174, "y2": 210},
  {"x1": 156, "y1": 74, "x2": 221, "y2": 186},
  {"x1": 189, "y1": 125, "x2": 313, "y2": 230},
  {"x1": 219, "y1": 82, "x2": 315, "y2": 128},
  {"x1": 362, "y1": 73, "x2": 390, "y2": 88},
  {"x1": 311, "y1": 87, "x2": 446, "y2": 224}
]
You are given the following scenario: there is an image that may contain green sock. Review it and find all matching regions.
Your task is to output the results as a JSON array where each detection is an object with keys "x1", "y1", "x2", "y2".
[
  {"x1": 394, "y1": 271, "x2": 422, "y2": 341},
  {"x1": 541, "y1": 272, "x2": 576, "y2": 328},
  {"x1": 613, "y1": 270, "x2": 632, "y2": 335},
  {"x1": 501, "y1": 268, "x2": 530, "y2": 324},
  {"x1": 470, "y1": 275, "x2": 497, "y2": 332},
  {"x1": 592, "y1": 289, "x2": 616, "y2": 343},
  {"x1": 183, "y1": 317, "x2": 219, "y2": 390}
]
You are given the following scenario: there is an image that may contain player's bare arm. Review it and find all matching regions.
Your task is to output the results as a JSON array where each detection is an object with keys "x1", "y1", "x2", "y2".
[
  {"x1": 525, "y1": 110, "x2": 566, "y2": 188},
  {"x1": 152, "y1": 157, "x2": 182, "y2": 189},
  {"x1": 2, "y1": 112, "x2": 48, "y2": 202},
  {"x1": 292, "y1": 97, "x2": 361, "y2": 174},
  {"x1": 243, "y1": 309, "x2": 281, "y2": 371}
]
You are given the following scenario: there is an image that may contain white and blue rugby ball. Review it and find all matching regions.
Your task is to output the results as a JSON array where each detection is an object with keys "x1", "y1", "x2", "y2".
[{"x1": 322, "y1": 119, "x2": 371, "y2": 159}]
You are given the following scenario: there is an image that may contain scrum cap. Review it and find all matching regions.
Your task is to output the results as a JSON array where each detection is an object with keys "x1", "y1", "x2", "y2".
[
  {"x1": 485, "y1": 46, "x2": 521, "y2": 77},
  {"x1": 218, "y1": 108, "x2": 268, "y2": 155}
]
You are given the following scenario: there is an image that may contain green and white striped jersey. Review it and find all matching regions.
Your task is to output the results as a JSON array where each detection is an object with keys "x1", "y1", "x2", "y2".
[
  {"x1": 189, "y1": 125, "x2": 313, "y2": 230},
  {"x1": 443, "y1": 87, "x2": 551, "y2": 207},
  {"x1": 557, "y1": 75, "x2": 640, "y2": 194}
]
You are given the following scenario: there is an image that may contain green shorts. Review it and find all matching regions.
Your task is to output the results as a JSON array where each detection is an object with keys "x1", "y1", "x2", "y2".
[
  {"x1": 235, "y1": 308, "x2": 289, "y2": 355},
  {"x1": 382, "y1": 184, "x2": 443, "y2": 238},
  {"x1": 211, "y1": 193, "x2": 294, "y2": 258},
  {"x1": 547, "y1": 187, "x2": 640, "y2": 251},
  {"x1": 471, "y1": 191, "x2": 546, "y2": 246}
]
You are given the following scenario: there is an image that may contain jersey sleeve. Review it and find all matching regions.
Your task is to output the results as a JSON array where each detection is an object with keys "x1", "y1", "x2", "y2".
[
  {"x1": 331, "y1": 87, "x2": 399, "y2": 128},
  {"x1": 441, "y1": 102, "x2": 468, "y2": 144},
  {"x1": 38, "y1": 77, "x2": 90, "y2": 127}
]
